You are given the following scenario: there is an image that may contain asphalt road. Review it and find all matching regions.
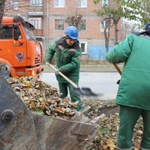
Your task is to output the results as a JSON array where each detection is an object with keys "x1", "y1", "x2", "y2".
[{"x1": 40, "y1": 72, "x2": 120, "y2": 100}]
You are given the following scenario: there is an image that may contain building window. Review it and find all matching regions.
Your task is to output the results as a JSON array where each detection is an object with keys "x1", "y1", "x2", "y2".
[
  {"x1": 28, "y1": 18, "x2": 42, "y2": 29},
  {"x1": 54, "y1": 0, "x2": 65, "y2": 8},
  {"x1": 29, "y1": 0, "x2": 43, "y2": 6},
  {"x1": 79, "y1": 19, "x2": 86, "y2": 30},
  {"x1": 9, "y1": 0, "x2": 19, "y2": 10},
  {"x1": 101, "y1": 0, "x2": 109, "y2": 7},
  {"x1": 77, "y1": 0, "x2": 87, "y2": 8},
  {"x1": 55, "y1": 19, "x2": 64, "y2": 30},
  {"x1": 80, "y1": 41, "x2": 87, "y2": 54}
]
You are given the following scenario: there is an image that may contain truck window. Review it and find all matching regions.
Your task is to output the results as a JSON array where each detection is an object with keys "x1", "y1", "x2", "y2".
[
  {"x1": 22, "y1": 25, "x2": 36, "y2": 41},
  {"x1": 14, "y1": 28, "x2": 22, "y2": 39},
  {"x1": 0, "y1": 25, "x2": 12, "y2": 39}
]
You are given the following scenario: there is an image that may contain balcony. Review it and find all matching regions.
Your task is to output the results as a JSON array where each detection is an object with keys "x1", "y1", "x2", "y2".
[{"x1": 28, "y1": 6, "x2": 43, "y2": 16}]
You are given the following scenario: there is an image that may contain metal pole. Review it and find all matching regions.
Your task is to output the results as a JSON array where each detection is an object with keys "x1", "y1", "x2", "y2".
[{"x1": 46, "y1": 0, "x2": 49, "y2": 51}]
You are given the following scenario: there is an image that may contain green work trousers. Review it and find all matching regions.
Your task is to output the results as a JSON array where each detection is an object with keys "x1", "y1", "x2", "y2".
[
  {"x1": 58, "y1": 82, "x2": 82, "y2": 111},
  {"x1": 117, "y1": 105, "x2": 150, "y2": 150}
]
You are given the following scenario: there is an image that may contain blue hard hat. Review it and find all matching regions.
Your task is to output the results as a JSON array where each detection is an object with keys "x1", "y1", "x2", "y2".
[
  {"x1": 65, "y1": 26, "x2": 78, "y2": 40},
  {"x1": 145, "y1": 23, "x2": 150, "y2": 30}
]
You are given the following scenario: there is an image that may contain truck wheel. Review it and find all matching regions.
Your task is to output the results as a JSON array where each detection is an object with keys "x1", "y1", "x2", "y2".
[
  {"x1": 0, "y1": 63, "x2": 11, "y2": 78},
  {"x1": 1, "y1": 109, "x2": 15, "y2": 122}
]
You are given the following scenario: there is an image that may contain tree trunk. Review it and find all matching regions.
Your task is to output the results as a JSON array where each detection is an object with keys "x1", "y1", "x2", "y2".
[
  {"x1": 103, "y1": 17, "x2": 111, "y2": 52},
  {"x1": 114, "y1": 23, "x2": 118, "y2": 45},
  {"x1": 104, "y1": 28, "x2": 109, "y2": 52},
  {"x1": 0, "y1": 0, "x2": 6, "y2": 25},
  {"x1": 113, "y1": 18, "x2": 120, "y2": 45}
]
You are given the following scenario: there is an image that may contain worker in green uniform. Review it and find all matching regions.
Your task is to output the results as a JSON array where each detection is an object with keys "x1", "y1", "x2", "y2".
[
  {"x1": 46, "y1": 26, "x2": 82, "y2": 111},
  {"x1": 105, "y1": 24, "x2": 150, "y2": 150}
]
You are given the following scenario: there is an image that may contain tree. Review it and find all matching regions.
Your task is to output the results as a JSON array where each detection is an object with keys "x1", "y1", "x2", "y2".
[
  {"x1": 101, "y1": 16, "x2": 112, "y2": 52},
  {"x1": 94, "y1": 0, "x2": 122, "y2": 51},
  {"x1": 64, "y1": 0, "x2": 84, "y2": 30},
  {"x1": 65, "y1": 13, "x2": 82, "y2": 30},
  {"x1": 94, "y1": 0, "x2": 150, "y2": 52},
  {"x1": 0, "y1": 0, "x2": 6, "y2": 25},
  {"x1": 122, "y1": 0, "x2": 150, "y2": 26}
]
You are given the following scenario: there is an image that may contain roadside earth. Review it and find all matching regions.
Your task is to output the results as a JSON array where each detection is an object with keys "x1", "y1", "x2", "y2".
[
  {"x1": 42, "y1": 60, "x2": 124, "y2": 73},
  {"x1": 82, "y1": 99, "x2": 118, "y2": 119},
  {"x1": 82, "y1": 99, "x2": 143, "y2": 150}
]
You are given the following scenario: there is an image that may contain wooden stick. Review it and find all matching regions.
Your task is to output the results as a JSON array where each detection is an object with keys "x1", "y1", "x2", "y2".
[
  {"x1": 113, "y1": 63, "x2": 122, "y2": 75},
  {"x1": 49, "y1": 64, "x2": 78, "y2": 88}
]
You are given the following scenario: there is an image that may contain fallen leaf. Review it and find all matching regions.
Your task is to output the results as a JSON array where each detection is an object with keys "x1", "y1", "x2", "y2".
[{"x1": 107, "y1": 139, "x2": 116, "y2": 150}]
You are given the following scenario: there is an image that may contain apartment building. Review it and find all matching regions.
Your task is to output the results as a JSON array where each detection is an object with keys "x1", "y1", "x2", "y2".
[{"x1": 4, "y1": 0, "x2": 122, "y2": 60}]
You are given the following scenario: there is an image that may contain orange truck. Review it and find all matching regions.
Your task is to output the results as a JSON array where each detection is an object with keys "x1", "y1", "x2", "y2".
[{"x1": 0, "y1": 15, "x2": 43, "y2": 78}]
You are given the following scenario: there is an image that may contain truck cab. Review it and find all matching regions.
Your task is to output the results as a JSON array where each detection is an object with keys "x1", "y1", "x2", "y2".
[{"x1": 0, "y1": 16, "x2": 43, "y2": 78}]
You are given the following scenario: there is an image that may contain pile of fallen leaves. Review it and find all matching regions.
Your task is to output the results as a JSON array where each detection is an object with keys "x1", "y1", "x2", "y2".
[
  {"x1": 7, "y1": 76, "x2": 144, "y2": 149},
  {"x1": 83, "y1": 100, "x2": 144, "y2": 150},
  {"x1": 86, "y1": 115, "x2": 143, "y2": 150},
  {"x1": 7, "y1": 76, "x2": 77, "y2": 119}
]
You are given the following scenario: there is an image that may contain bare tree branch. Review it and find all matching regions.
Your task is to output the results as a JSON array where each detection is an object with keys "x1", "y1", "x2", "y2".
[{"x1": 0, "y1": 0, "x2": 6, "y2": 25}]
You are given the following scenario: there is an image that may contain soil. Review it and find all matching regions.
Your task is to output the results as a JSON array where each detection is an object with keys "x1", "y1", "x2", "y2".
[
  {"x1": 82, "y1": 99, "x2": 119, "y2": 119},
  {"x1": 97, "y1": 106, "x2": 120, "y2": 116}
]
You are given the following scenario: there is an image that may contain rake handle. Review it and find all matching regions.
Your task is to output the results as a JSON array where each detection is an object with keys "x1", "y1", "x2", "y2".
[
  {"x1": 49, "y1": 64, "x2": 78, "y2": 88},
  {"x1": 113, "y1": 63, "x2": 122, "y2": 75}
]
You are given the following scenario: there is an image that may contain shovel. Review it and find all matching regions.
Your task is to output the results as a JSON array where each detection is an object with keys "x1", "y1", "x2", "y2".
[
  {"x1": 113, "y1": 63, "x2": 121, "y2": 84},
  {"x1": 48, "y1": 64, "x2": 99, "y2": 96},
  {"x1": 113, "y1": 63, "x2": 122, "y2": 75}
]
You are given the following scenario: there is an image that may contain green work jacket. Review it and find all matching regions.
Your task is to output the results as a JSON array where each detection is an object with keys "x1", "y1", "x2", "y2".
[
  {"x1": 46, "y1": 37, "x2": 81, "y2": 83},
  {"x1": 106, "y1": 33, "x2": 150, "y2": 111}
]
